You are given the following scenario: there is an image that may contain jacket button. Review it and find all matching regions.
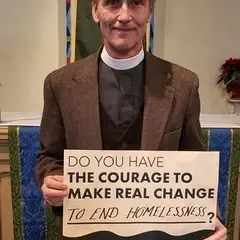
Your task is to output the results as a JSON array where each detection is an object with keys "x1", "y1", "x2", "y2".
[{"x1": 121, "y1": 142, "x2": 127, "y2": 149}]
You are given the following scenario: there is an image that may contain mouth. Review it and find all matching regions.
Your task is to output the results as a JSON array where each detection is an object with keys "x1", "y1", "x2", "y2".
[{"x1": 113, "y1": 28, "x2": 134, "y2": 31}]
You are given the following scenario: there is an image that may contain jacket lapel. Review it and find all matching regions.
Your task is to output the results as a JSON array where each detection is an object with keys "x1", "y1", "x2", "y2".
[
  {"x1": 71, "y1": 49, "x2": 174, "y2": 151},
  {"x1": 141, "y1": 52, "x2": 174, "y2": 150},
  {"x1": 72, "y1": 50, "x2": 102, "y2": 150}
]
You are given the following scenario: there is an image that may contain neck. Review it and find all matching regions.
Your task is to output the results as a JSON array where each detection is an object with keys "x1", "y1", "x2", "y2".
[
  {"x1": 103, "y1": 42, "x2": 143, "y2": 59},
  {"x1": 101, "y1": 45, "x2": 144, "y2": 70}
]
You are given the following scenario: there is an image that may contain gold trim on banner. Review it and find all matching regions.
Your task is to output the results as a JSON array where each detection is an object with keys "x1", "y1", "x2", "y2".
[
  {"x1": 0, "y1": 127, "x2": 13, "y2": 240},
  {"x1": 225, "y1": 129, "x2": 233, "y2": 227},
  {"x1": 145, "y1": 22, "x2": 150, "y2": 52},
  {"x1": 207, "y1": 128, "x2": 210, "y2": 150},
  {"x1": 70, "y1": 0, "x2": 77, "y2": 63}
]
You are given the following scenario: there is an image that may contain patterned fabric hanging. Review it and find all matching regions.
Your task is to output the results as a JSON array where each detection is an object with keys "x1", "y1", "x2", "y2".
[
  {"x1": 5, "y1": 126, "x2": 240, "y2": 240},
  {"x1": 66, "y1": 0, "x2": 71, "y2": 64},
  {"x1": 66, "y1": 0, "x2": 77, "y2": 64},
  {"x1": 148, "y1": 16, "x2": 154, "y2": 54}
]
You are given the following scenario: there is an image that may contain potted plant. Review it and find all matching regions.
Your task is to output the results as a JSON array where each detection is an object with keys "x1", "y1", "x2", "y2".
[{"x1": 217, "y1": 57, "x2": 240, "y2": 99}]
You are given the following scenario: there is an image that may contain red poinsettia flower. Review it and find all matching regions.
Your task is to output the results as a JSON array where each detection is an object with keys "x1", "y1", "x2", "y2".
[
  {"x1": 226, "y1": 57, "x2": 238, "y2": 65},
  {"x1": 237, "y1": 59, "x2": 240, "y2": 67},
  {"x1": 221, "y1": 68, "x2": 229, "y2": 75},
  {"x1": 217, "y1": 57, "x2": 240, "y2": 94}
]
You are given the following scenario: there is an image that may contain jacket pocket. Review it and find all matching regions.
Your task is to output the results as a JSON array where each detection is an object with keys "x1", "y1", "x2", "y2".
[{"x1": 160, "y1": 128, "x2": 182, "y2": 150}]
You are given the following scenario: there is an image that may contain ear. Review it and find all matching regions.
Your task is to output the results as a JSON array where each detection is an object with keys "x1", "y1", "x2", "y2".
[{"x1": 92, "y1": 2, "x2": 100, "y2": 24}]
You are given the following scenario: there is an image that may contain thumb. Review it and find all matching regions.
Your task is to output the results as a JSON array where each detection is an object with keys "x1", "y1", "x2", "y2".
[{"x1": 52, "y1": 175, "x2": 64, "y2": 182}]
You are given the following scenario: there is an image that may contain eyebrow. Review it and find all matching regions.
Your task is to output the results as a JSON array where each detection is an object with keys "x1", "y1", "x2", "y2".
[{"x1": 104, "y1": 0, "x2": 146, "y2": 4}]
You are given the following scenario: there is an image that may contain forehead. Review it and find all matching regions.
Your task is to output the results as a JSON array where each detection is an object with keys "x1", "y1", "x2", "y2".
[{"x1": 94, "y1": 0, "x2": 149, "y2": 4}]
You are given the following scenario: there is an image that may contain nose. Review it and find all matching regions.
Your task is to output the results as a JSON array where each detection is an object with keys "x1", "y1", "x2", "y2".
[{"x1": 118, "y1": 3, "x2": 132, "y2": 23}]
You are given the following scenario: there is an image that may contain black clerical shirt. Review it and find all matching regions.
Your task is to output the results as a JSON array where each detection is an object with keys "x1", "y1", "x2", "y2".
[{"x1": 98, "y1": 60, "x2": 145, "y2": 130}]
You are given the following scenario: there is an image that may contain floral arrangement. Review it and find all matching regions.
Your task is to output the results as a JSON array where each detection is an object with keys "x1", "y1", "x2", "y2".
[{"x1": 217, "y1": 58, "x2": 240, "y2": 97}]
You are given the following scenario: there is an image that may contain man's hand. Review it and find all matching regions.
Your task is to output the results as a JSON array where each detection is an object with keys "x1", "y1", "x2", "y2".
[
  {"x1": 204, "y1": 218, "x2": 227, "y2": 240},
  {"x1": 41, "y1": 175, "x2": 68, "y2": 206}
]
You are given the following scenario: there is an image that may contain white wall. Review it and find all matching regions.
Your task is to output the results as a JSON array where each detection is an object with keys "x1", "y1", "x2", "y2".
[
  {"x1": 0, "y1": 0, "x2": 66, "y2": 112},
  {"x1": 153, "y1": 0, "x2": 166, "y2": 59},
  {"x1": 154, "y1": 0, "x2": 240, "y2": 113}
]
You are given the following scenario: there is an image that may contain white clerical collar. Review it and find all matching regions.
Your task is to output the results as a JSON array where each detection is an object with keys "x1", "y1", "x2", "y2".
[{"x1": 100, "y1": 46, "x2": 144, "y2": 70}]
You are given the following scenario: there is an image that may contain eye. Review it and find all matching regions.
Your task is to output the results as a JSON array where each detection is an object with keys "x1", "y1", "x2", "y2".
[
  {"x1": 131, "y1": 0, "x2": 144, "y2": 5},
  {"x1": 105, "y1": 0, "x2": 118, "y2": 5},
  {"x1": 104, "y1": 0, "x2": 123, "y2": 8}
]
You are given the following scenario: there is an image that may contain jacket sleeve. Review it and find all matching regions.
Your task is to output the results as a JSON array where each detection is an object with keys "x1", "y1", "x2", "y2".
[
  {"x1": 179, "y1": 74, "x2": 222, "y2": 221},
  {"x1": 35, "y1": 73, "x2": 66, "y2": 188},
  {"x1": 179, "y1": 74, "x2": 205, "y2": 151}
]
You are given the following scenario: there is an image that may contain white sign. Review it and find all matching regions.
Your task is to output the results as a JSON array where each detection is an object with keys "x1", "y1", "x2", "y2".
[{"x1": 63, "y1": 150, "x2": 219, "y2": 238}]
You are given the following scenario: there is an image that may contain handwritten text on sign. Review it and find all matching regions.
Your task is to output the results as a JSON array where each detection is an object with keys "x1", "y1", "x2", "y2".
[{"x1": 63, "y1": 150, "x2": 219, "y2": 238}]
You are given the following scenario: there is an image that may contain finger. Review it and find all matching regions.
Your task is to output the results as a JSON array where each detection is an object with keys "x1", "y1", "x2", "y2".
[
  {"x1": 43, "y1": 195, "x2": 50, "y2": 201},
  {"x1": 42, "y1": 184, "x2": 68, "y2": 198},
  {"x1": 52, "y1": 175, "x2": 64, "y2": 182},
  {"x1": 44, "y1": 176, "x2": 68, "y2": 190},
  {"x1": 215, "y1": 219, "x2": 227, "y2": 238},
  {"x1": 44, "y1": 195, "x2": 64, "y2": 206},
  {"x1": 44, "y1": 195, "x2": 65, "y2": 203},
  {"x1": 204, "y1": 226, "x2": 227, "y2": 240},
  {"x1": 45, "y1": 198, "x2": 63, "y2": 207}
]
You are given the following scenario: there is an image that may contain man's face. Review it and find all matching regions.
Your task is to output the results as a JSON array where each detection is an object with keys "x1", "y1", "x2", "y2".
[{"x1": 92, "y1": 0, "x2": 152, "y2": 57}]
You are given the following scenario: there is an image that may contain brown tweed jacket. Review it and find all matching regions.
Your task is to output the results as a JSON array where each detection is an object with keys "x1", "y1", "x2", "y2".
[
  {"x1": 35, "y1": 49, "x2": 205, "y2": 185},
  {"x1": 35, "y1": 49, "x2": 223, "y2": 238}
]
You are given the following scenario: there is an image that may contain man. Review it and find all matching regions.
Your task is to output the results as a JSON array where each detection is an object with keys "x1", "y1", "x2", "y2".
[{"x1": 35, "y1": 0, "x2": 227, "y2": 239}]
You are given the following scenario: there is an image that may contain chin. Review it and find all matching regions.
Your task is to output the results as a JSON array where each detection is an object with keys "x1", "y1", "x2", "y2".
[{"x1": 111, "y1": 41, "x2": 137, "y2": 53}]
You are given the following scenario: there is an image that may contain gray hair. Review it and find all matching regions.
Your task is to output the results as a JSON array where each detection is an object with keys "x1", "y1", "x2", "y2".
[{"x1": 149, "y1": 0, "x2": 155, "y2": 11}]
